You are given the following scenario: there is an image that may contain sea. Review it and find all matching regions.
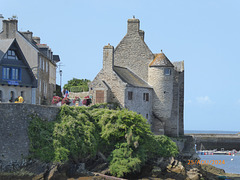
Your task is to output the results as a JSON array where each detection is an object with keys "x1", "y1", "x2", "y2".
[{"x1": 185, "y1": 130, "x2": 240, "y2": 174}]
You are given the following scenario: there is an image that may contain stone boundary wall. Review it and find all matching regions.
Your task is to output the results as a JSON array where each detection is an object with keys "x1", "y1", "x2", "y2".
[
  {"x1": 188, "y1": 133, "x2": 240, "y2": 137},
  {"x1": 0, "y1": 103, "x2": 60, "y2": 171},
  {"x1": 68, "y1": 92, "x2": 89, "y2": 99},
  {"x1": 190, "y1": 134, "x2": 240, "y2": 151}
]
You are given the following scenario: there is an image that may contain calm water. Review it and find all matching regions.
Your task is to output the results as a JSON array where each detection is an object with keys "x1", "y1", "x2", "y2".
[{"x1": 199, "y1": 155, "x2": 240, "y2": 174}]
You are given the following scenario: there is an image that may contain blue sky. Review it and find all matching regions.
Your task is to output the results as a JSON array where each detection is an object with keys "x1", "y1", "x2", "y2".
[{"x1": 1, "y1": 0, "x2": 240, "y2": 131}]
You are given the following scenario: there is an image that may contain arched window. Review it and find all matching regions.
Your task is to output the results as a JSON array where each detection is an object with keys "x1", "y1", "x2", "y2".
[
  {"x1": 21, "y1": 91, "x2": 24, "y2": 99},
  {"x1": 0, "y1": 90, "x2": 2, "y2": 102},
  {"x1": 9, "y1": 91, "x2": 14, "y2": 102}
]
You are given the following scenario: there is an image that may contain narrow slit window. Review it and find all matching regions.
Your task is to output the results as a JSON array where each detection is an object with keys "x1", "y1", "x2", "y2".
[{"x1": 128, "y1": 91, "x2": 133, "y2": 100}]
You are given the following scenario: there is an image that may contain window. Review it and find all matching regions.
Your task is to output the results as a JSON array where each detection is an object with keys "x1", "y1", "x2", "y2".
[
  {"x1": 39, "y1": 79, "x2": 41, "y2": 92},
  {"x1": 39, "y1": 57, "x2": 42, "y2": 69},
  {"x1": 11, "y1": 68, "x2": 20, "y2": 80},
  {"x1": 143, "y1": 93, "x2": 149, "y2": 101},
  {"x1": 3, "y1": 67, "x2": 10, "y2": 79},
  {"x1": 9, "y1": 91, "x2": 14, "y2": 102},
  {"x1": 21, "y1": 91, "x2": 24, "y2": 99},
  {"x1": 2, "y1": 67, "x2": 21, "y2": 80},
  {"x1": 128, "y1": 91, "x2": 133, "y2": 100},
  {"x1": 46, "y1": 61, "x2": 48, "y2": 72},
  {"x1": 0, "y1": 90, "x2": 2, "y2": 102},
  {"x1": 4, "y1": 50, "x2": 19, "y2": 60},
  {"x1": 43, "y1": 59, "x2": 45, "y2": 71},
  {"x1": 146, "y1": 114, "x2": 148, "y2": 119},
  {"x1": 164, "y1": 68, "x2": 171, "y2": 75}
]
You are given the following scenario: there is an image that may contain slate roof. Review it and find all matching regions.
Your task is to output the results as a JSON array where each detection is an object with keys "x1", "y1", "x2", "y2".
[
  {"x1": 114, "y1": 66, "x2": 151, "y2": 88},
  {"x1": 0, "y1": 39, "x2": 14, "y2": 60},
  {"x1": 149, "y1": 52, "x2": 174, "y2": 67}
]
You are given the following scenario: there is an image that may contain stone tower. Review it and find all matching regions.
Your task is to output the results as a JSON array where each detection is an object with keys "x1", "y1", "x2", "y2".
[{"x1": 148, "y1": 52, "x2": 176, "y2": 136}]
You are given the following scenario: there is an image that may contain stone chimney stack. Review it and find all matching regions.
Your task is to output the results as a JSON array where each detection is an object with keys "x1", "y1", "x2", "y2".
[
  {"x1": 2, "y1": 18, "x2": 18, "y2": 38},
  {"x1": 33, "y1": 36, "x2": 40, "y2": 44},
  {"x1": 21, "y1": 30, "x2": 33, "y2": 42},
  {"x1": 0, "y1": 14, "x2": 4, "y2": 32},
  {"x1": 139, "y1": 30, "x2": 145, "y2": 40},
  {"x1": 127, "y1": 17, "x2": 140, "y2": 34},
  {"x1": 103, "y1": 43, "x2": 114, "y2": 71}
]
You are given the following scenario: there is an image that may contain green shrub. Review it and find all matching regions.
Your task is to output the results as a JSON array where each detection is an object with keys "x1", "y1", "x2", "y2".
[
  {"x1": 109, "y1": 143, "x2": 142, "y2": 177},
  {"x1": 28, "y1": 104, "x2": 178, "y2": 177},
  {"x1": 64, "y1": 78, "x2": 90, "y2": 92},
  {"x1": 28, "y1": 115, "x2": 55, "y2": 162}
]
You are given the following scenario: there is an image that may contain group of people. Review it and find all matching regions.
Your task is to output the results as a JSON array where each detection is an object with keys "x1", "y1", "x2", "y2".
[
  {"x1": 9, "y1": 96, "x2": 24, "y2": 103},
  {"x1": 62, "y1": 89, "x2": 69, "y2": 98}
]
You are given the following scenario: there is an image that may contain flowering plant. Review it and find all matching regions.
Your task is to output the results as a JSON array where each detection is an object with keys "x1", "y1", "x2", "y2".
[
  {"x1": 73, "y1": 96, "x2": 81, "y2": 104},
  {"x1": 82, "y1": 96, "x2": 91, "y2": 106},
  {"x1": 62, "y1": 97, "x2": 71, "y2": 105},
  {"x1": 52, "y1": 96, "x2": 62, "y2": 104}
]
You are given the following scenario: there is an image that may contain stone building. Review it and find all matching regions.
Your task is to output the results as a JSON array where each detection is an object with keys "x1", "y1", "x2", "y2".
[
  {"x1": 89, "y1": 18, "x2": 184, "y2": 137},
  {"x1": 0, "y1": 16, "x2": 60, "y2": 104}
]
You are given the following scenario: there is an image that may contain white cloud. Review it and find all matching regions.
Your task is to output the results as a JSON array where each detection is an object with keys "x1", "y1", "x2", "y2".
[{"x1": 196, "y1": 96, "x2": 213, "y2": 104}]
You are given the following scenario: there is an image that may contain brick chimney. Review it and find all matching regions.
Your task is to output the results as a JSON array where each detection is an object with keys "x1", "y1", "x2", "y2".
[
  {"x1": 2, "y1": 19, "x2": 18, "y2": 38},
  {"x1": 127, "y1": 17, "x2": 140, "y2": 34},
  {"x1": 103, "y1": 43, "x2": 114, "y2": 71}
]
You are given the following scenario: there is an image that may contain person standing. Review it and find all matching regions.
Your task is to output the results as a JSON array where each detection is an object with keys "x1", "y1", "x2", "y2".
[{"x1": 65, "y1": 89, "x2": 69, "y2": 98}]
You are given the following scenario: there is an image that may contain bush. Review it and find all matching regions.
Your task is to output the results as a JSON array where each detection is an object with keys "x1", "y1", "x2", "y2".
[
  {"x1": 64, "y1": 78, "x2": 90, "y2": 92},
  {"x1": 28, "y1": 115, "x2": 55, "y2": 162},
  {"x1": 109, "y1": 143, "x2": 142, "y2": 177},
  {"x1": 61, "y1": 97, "x2": 71, "y2": 105},
  {"x1": 28, "y1": 105, "x2": 178, "y2": 177}
]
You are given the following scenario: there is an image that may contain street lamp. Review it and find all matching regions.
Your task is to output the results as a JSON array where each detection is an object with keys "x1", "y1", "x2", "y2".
[{"x1": 60, "y1": 69, "x2": 62, "y2": 90}]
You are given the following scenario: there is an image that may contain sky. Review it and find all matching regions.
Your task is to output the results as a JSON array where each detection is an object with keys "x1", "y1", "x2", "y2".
[{"x1": 1, "y1": 0, "x2": 240, "y2": 132}]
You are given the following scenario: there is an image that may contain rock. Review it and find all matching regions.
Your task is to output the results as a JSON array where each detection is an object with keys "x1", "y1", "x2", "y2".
[
  {"x1": 186, "y1": 168, "x2": 202, "y2": 180},
  {"x1": 47, "y1": 165, "x2": 59, "y2": 180},
  {"x1": 151, "y1": 166, "x2": 162, "y2": 177},
  {"x1": 170, "y1": 161, "x2": 185, "y2": 175},
  {"x1": 32, "y1": 172, "x2": 44, "y2": 180}
]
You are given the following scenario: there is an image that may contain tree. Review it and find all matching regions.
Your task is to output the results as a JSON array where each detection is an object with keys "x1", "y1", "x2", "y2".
[{"x1": 63, "y1": 78, "x2": 90, "y2": 92}]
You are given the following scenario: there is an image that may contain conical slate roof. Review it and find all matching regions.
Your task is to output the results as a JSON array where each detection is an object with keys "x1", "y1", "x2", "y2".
[{"x1": 149, "y1": 52, "x2": 174, "y2": 67}]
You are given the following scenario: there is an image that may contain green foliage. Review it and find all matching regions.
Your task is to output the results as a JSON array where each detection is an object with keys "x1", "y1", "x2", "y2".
[
  {"x1": 63, "y1": 78, "x2": 90, "y2": 92},
  {"x1": 145, "y1": 135, "x2": 179, "y2": 159},
  {"x1": 53, "y1": 112, "x2": 97, "y2": 162},
  {"x1": 28, "y1": 104, "x2": 178, "y2": 177},
  {"x1": 70, "y1": 85, "x2": 88, "y2": 92},
  {"x1": 28, "y1": 115, "x2": 55, "y2": 162},
  {"x1": 109, "y1": 143, "x2": 142, "y2": 177}
]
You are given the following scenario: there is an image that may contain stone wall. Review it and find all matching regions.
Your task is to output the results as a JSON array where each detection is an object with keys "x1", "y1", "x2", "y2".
[
  {"x1": 124, "y1": 86, "x2": 153, "y2": 124},
  {"x1": 69, "y1": 92, "x2": 89, "y2": 99},
  {"x1": 190, "y1": 134, "x2": 240, "y2": 151},
  {"x1": 114, "y1": 18, "x2": 154, "y2": 82},
  {"x1": 0, "y1": 103, "x2": 60, "y2": 171}
]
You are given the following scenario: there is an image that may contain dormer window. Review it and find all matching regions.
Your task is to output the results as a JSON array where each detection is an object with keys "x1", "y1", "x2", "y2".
[
  {"x1": 164, "y1": 68, "x2": 171, "y2": 75},
  {"x1": 4, "y1": 50, "x2": 19, "y2": 60}
]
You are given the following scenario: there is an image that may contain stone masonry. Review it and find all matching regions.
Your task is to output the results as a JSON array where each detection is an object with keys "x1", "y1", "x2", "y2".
[
  {"x1": 0, "y1": 103, "x2": 59, "y2": 171},
  {"x1": 89, "y1": 17, "x2": 184, "y2": 137}
]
